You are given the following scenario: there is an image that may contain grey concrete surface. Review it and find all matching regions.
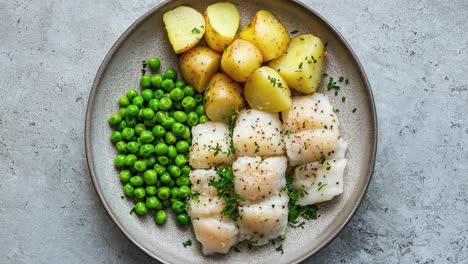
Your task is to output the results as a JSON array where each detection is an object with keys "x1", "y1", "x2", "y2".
[{"x1": 0, "y1": 0, "x2": 467, "y2": 263}]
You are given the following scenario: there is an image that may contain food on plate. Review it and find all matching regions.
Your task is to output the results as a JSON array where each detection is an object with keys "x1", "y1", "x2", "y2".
[
  {"x1": 270, "y1": 34, "x2": 326, "y2": 94},
  {"x1": 232, "y1": 109, "x2": 284, "y2": 157},
  {"x1": 204, "y1": 73, "x2": 245, "y2": 123},
  {"x1": 239, "y1": 10, "x2": 290, "y2": 61},
  {"x1": 163, "y1": 6, "x2": 206, "y2": 54},
  {"x1": 233, "y1": 156, "x2": 287, "y2": 201},
  {"x1": 189, "y1": 168, "x2": 220, "y2": 197},
  {"x1": 204, "y1": 2, "x2": 240, "y2": 52},
  {"x1": 179, "y1": 47, "x2": 221, "y2": 93},
  {"x1": 189, "y1": 122, "x2": 233, "y2": 169},
  {"x1": 192, "y1": 217, "x2": 239, "y2": 255},
  {"x1": 220, "y1": 39, "x2": 263, "y2": 82},
  {"x1": 244, "y1": 66, "x2": 292, "y2": 112},
  {"x1": 188, "y1": 196, "x2": 226, "y2": 218}
]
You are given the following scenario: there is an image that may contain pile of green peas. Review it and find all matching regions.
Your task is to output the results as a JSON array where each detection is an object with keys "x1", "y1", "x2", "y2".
[{"x1": 108, "y1": 56, "x2": 207, "y2": 226}]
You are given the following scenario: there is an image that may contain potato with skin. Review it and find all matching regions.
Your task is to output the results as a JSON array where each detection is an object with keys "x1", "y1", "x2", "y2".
[
  {"x1": 204, "y1": 73, "x2": 245, "y2": 123},
  {"x1": 180, "y1": 47, "x2": 221, "y2": 93},
  {"x1": 270, "y1": 34, "x2": 326, "y2": 94},
  {"x1": 221, "y1": 39, "x2": 263, "y2": 82},
  {"x1": 244, "y1": 66, "x2": 292, "y2": 112},
  {"x1": 239, "y1": 10, "x2": 290, "y2": 61},
  {"x1": 163, "y1": 6, "x2": 206, "y2": 54},
  {"x1": 204, "y1": 2, "x2": 240, "y2": 52}
]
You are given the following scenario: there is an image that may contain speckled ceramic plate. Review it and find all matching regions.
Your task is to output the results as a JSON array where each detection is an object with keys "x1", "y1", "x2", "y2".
[{"x1": 85, "y1": 0, "x2": 377, "y2": 263}]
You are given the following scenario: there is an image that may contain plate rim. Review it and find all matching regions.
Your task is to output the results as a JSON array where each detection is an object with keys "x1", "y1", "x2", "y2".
[{"x1": 84, "y1": 0, "x2": 378, "y2": 263}]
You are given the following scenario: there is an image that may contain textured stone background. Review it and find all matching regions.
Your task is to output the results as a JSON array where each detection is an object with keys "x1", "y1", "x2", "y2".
[{"x1": 1, "y1": 0, "x2": 467, "y2": 263}]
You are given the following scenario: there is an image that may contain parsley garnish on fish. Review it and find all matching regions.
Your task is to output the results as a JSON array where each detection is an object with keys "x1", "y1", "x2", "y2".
[
  {"x1": 210, "y1": 166, "x2": 244, "y2": 221},
  {"x1": 276, "y1": 244, "x2": 284, "y2": 254},
  {"x1": 247, "y1": 238, "x2": 258, "y2": 249},
  {"x1": 318, "y1": 182, "x2": 328, "y2": 191},
  {"x1": 182, "y1": 239, "x2": 192, "y2": 248},
  {"x1": 285, "y1": 130, "x2": 295, "y2": 136}
]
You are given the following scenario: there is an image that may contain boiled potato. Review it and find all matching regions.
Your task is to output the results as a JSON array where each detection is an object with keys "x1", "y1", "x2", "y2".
[
  {"x1": 269, "y1": 34, "x2": 326, "y2": 94},
  {"x1": 239, "y1": 10, "x2": 290, "y2": 61},
  {"x1": 204, "y1": 2, "x2": 240, "y2": 52},
  {"x1": 244, "y1": 66, "x2": 292, "y2": 112},
  {"x1": 163, "y1": 6, "x2": 205, "y2": 54},
  {"x1": 204, "y1": 73, "x2": 245, "y2": 123},
  {"x1": 180, "y1": 47, "x2": 221, "y2": 93},
  {"x1": 221, "y1": 39, "x2": 263, "y2": 82}
]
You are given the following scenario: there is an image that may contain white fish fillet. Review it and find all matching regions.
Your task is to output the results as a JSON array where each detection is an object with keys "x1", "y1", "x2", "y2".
[
  {"x1": 284, "y1": 128, "x2": 340, "y2": 166},
  {"x1": 238, "y1": 193, "x2": 289, "y2": 245},
  {"x1": 189, "y1": 169, "x2": 220, "y2": 197},
  {"x1": 330, "y1": 138, "x2": 348, "y2": 160},
  {"x1": 282, "y1": 94, "x2": 339, "y2": 133},
  {"x1": 190, "y1": 122, "x2": 233, "y2": 169},
  {"x1": 233, "y1": 109, "x2": 284, "y2": 157},
  {"x1": 292, "y1": 159, "x2": 347, "y2": 206},
  {"x1": 187, "y1": 196, "x2": 225, "y2": 219},
  {"x1": 233, "y1": 156, "x2": 287, "y2": 202},
  {"x1": 192, "y1": 217, "x2": 239, "y2": 255}
]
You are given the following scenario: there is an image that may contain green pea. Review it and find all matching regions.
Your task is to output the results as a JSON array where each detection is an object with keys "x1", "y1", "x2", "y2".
[
  {"x1": 137, "y1": 109, "x2": 145, "y2": 121},
  {"x1": 117, "y1": 96, "x2": 129, "y2": 108},
  {"x1": 118, "y1": 109, "x2": 127, "y2": 120},
  {"x1": 134, "y1": 187, "x2": 146, "y2": 199},
  {"x1": 108, "y1": 114, "x2": 122, "y2": 127},
  {"x1": 181, "y1": 165, "x2": 191, "y2": 176},
  {"x1": 176, "y1": 213, "x2": 190, "y2": 225},
  {"x1": 154, "y1": 210, "x2": 167, "y2": 225},
  {"x1": 151, "y1": 74, "x2": 164, "y2": 88},
  {"x1": 114, "y1": 154, "x2": 126, "y2": 168},
  {"x1": 174, "y1": 101, "x2": 184, "y2": 111},
  {"x1": 126, "y1": 141, "x2": 139, "y2": 154},
  {"x1": 161, "y1": 117, "x2": 176, "y2": 130},
  {"x1": 170, "y1": 88, "x2": 184, "y2": 102},
  {"x1": 157, "y1": 187, "x2": 171, "y2": 200},
  {"x1": 144, "y1": 117, "x2": 157, "y2": 127},
  {"x1": 146, "y1": 196, "x2": 162, "y2": 210},
  {"x1": 134, "y1": 202, "x2": 148, "y2": 216},
  {"x1": 159, "y1": 97, "x2": 173, "y2": 111},
  {"x1": 173, "y1": 111, "x2": 188, "y2": 123},
  {"x1": 171, "y1": 201, "x2": 186, "y2": 214},
  {"x1": 167, "y1": 146, "x2": 177, "y2": 159},
  {"x1": 195, "y1": 105, "x2": 205, "y2": 116},
  {"x1": 118, "y1": 120, "x2": 127, "y2": 131},
  {"x1": 116, "y1": 141, "x2": 127, "y2": 154},
  {"x1": 148, "y1": 57, "x2": 161, "y2": 72},
  {"x1": 154, "y1": 164, "x2": 166, "y2": 175},
  {"x1": 139, "y1": 144, "x2": 155, "y2": 157},
  {"x1": 148, "y1": 99, "x2": 159, "y2": 111},
  {"x1": 111, "y1": 131, "x2": 122, "y2": 143},
  {"x1": 154, "y1": 143, "x2": 169, "y2": 155},
  {"x1": 123, "y1": 183, "x2": 135, "y2": 197},
  {"x1": 127, "y1": 105, "x2": 139, "y2": 117},
  {"x1": 157, "y1": 156, "x2": 169, "y2": 166},
  {"x1": 194, "y1": 94, "x2": 203, "y2": 105},
  {"x1": 155, "y1": 111, "x2": 167, "y2": 123},
  {"x1": 134, "y1": 160, "x2": 147, "y2": 172},
  {"x1": 124, "y1": 154, "x2": 138, "y2": 167},
  {"x1": 176, "y1": 176, "x2": 190, "y2": 187},
  {"x1": 134, "y1": 123, "x2": 146, "y2": 135},
  {"x1": 146, "y1": 186, "x2": 157, "y2": 196},
  {"x1": 150, "y1": 126, "x2": 164, "y2": 139},
  {"x1": 182, "y1": 96, "x2": 196, "y2": 111},
  {"x1": 171, "y1": 187, "x2": 181, "y2": 199},
  {"x1": 122, "y1": 127, "x2": 135, "y2": 141},
  {"x1": 164, "y1": 132, "x2": 177, "y2": 145},
  {"x1": 179, "y1": 186, "x2": 191, "y2": 198},
  {"x1": 126, "y1": 116, "x2": 137, "y2": 127},
  {"x1": 142, "y1": 108, "x2": 155, "y2": 120},
  {"x1": 143, "y1": 170, "x2": 158, "y2": 185},
  {"x1": 181, "y1": 127, "x2": 191, "y2": 140},
  {"x1": 154, "y1": 89, "x2": 165, "y2": 99},
  {"x1": 140, "y1": 75, "x2": 151, "y2": 89},
  {"x1": 175, "y1": 141, "x2": 189, "y2": 154},
  {"x1": 140, "y1": 130, "x2": 154, "y2": 144},
  {"x1": 161, "y1": 79, "x2": 175, "y2": 92},
  {"x1": 118, "y1": 170, "x2": 131, "y2": 182},
  {"x1": 168, "y1": 165, "x2": 181, "y2": 178},
  {"x1": 132, "y1": 96, "x2": 144, "y2": 108},
  {"x1": 175, "y1": 80, "x2": 185, "y2": 88},
  {"x1": 187, "y1": 112, "x2": 199, "y2": 127},
  {"x1": 174, "y1": 154, "x2": 187, "y2": 167},
  {"x1": 199, "y1": 115, "x2": 208, "y2": 124},
  {"x1": 160, "y1": 172, "x2": 172, "y2": 185},
  {"x1": 130, "y1": 175, "x2": 144, "y2": 187},
  {"x1": 171, "y1": 123, "x2": 186, "y2": 137},
  {"x1": 164, "y1": 68, "x2": 177, "y2": 80},
  {"x1": 127, "y1": 89, "x2": 139, "y2": 101},
  {"x1": 146, "y1": 156, "x2": 157, "y2": 167},
  {"x1": 141, "y1": 89, "x2": 153, "y2": 102},
  {"x1": 183, "y1": 86, "x2": 195, "y2": 97}
]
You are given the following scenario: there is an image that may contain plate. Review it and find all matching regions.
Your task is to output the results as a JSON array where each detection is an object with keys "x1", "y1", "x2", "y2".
[{"x1": 85, "y1": 0, "x2": 377, "y2": 263}]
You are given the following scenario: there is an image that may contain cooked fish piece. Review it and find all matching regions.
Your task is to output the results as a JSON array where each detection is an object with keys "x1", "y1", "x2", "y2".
[
  {"x1": 190, "y1": 122, "x2": 233, "y2": 169},
  {"x1": 238, "y1": 192, "x2": 289, "y2": 245},
  {"x1": 292, "y1": 159, "x2": 347, "y2": 206},
  {"x1": 192, "y1": 217, "x2": 239, "y2": 255},
  {"x1": 233, "y1": 156, "x2": 287, "y2": 202},
  {"x1": 282, "y1": 93, "x2": 339, "y2": 133},
  {"x1": 284, "y1": 128, "x2": 340, "y2": 166},
  {"x1": 330, "y1": 137, "x2": 348, "y2": 160},
  {"x1": 189, "y1": 168, "x2": 220, "y2": 197},
  {"x1": 233, "y1": 109, "x2": 284, "y2": 157},
  {"x1": 187, "y1": 196, "x2": 225, "y2": 219}
]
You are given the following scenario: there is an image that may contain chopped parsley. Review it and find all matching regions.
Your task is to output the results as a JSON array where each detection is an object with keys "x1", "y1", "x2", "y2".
[
  {"x1": 286, "y1": 177, "x2": 319, "y2": 223},
  {"x1": 141, "y1": 60, "x2": 147, "y2": 75},
  {"x1": 210, "y1": 166, "x2": 244, "y2": 221},
  {"x1": 298, "y1": 62, "x2": 303, "y2": 69},
  {"x1": 327, "y1": 77, "x2": 340, "y2": 92},
  {"x1": 267, "y1": 75, "x2": 284, "y2": 89},
  {"x1": 247, "y1": 238, "x2": 258, "y2": 249},
  {"x1": 285, "y1": 130, "x2": 295, "y2": 136},
  {"x1": 345, "y1": 78, "x2": 349, "y2": 84},
  {"x1": 182, "y1": 239, "x2": 192, "y2": 248},
  {"x1": 254, "y1": 141, "x2": 260, "y2": 153},
  {"x1": 319, "y1": 154, "x2": 326, "y2": 165},
  {"x1": 318, "y1": 182, "x2": 328, "y2": 191},
  {"x1": 342, "y1": 96, "x2": 346, "y2": 103},
  {"x1": 352, "y1": 108, "x2": 357, "y2": 113},
  {"x1": 339, "y1": 76, "x2": 344, "y2": 82},
  {"x1": 276, "y1": 244, "x2": 284, "y2": 254},
  {"x1": 191, "y1": 190, "x2": 200, "y2": 200},
  {"x1": 333, "y1": 108, "x2": 340, "y2": 113},
  {"x1": 234, "y1": 247, "x2": 241, "y2": 253},
  {"x1": 191, "y1": 27, "x2": 201, "y2": 34},
  {"x1": 209, "y1": 143, "x2": 230, "y2": 157}
]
